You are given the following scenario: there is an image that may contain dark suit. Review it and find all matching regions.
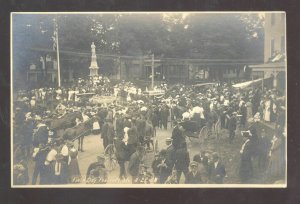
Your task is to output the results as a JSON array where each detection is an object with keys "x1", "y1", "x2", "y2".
[
  {"x1": 171, "y1": 126, "x2": 185, "y2": 150},
  {"x1": 239, "y1": 105, "x2": 247, "y2": 127},
  {"x1": 208, "y1": 161, "x2": 226, "y2": 184},
  {"x1": 166, "y1": 145, "x2": 176, "y2": 171},
  {"x1": 33, "y1": 125, "x2": 48, "y2": 147},
  {"x1": 128, "y1": 152, "x2": 142, "y2": 183},
  {"x1": 158, "y1": 159, "x2": 170, "y2": 184},
  {"x1": 136, "y1": 118, "x2": 146, "y2": 144},
  {"x1": 116, "y1": 117, "x2": 124, "y2": 138},
  {"x1": 239, "y1": 140, "x2": 254, "y2": 183},
  {"x1": 152, "y1": 158, "x2": 162, "y2": 179},
  {"x1": 160, "y1": 107, "x2": 169, "y2": 129},
  {"x1": 32, "y1": 148, "x2": 49, "y2": 185},
  {"x1": 227, "y1": 116, "x2": 237, "y2": 142},
  {"x1": 127, "y1": 126, "x2": 138, "y2": 155},
  {"x1": 53, "y1": 161, "x2": 68, "y2": 184},
  {"x1": 98, "y1": 109, "x2": 108, "y2": 129},
  {"x1": 185, "y1": 171, "x2": 202, "y2": 184},
  {"x1": 101, "y1": 121, "x2": 114, "y2": 149},
  {"x1": 174, "y1": 148, "x2": 190, "y2": 182},
  {"x1": 115, "y1": 139, "x2": 129, "y2": 179}
]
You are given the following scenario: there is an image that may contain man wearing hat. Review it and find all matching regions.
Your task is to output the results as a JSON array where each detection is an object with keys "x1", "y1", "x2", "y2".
[
  {"x1": 86, "y1": 154, "x2": 107, "y2": 184},
  {"x1": 32, "y1": 143, "x2": 50, "y2": 185},
  {"x1": 174, "y1": 141, "x2": 190, "y2": 183},
  {"x1": 136, "y1": 115, "x2": 146, "y2": 145},
  {"x1": 98, "y1": 107, "x2": 108, "y2": 130},
  {"x1": 171, "y1": 121, "x2": 185, "y2": 150},
  {"x1": 208, "y1": 152, "x2": 226, "y2": 184},
  {"x1": 185, "y1": 161, "x2": 202, "y2": 184},
  {"x1": 114, "y1": 136, "x2": 129, "y2": 180},
  {"x1": 33, "y1": 120, "x2": 49, "y2": 147},
  {"x1": 115, "y1": 112, "x2": 125, "y2": 138},
  {"x1": 101, "y1": 118, "x2": 115, "y2": 149},
  {"x1": 156, "y1": 149, "x2": 172, "y2": 184},
  {"x1": 128, "y1": 146, "x2": 145, "y2": 183},
  {"x1": 239, "y1": 130, "x2": 254, "y2": 183},
  {"x1": 123, "y1": 114, "x2": 132, "y2": 129},
  {"x1": 127, "y1": 118, "x2": 139, "y2": 156},
  {"x1": 160, "y1": 105, "x2": 169, "y2": 130},
  {"x1": 227, "y1": 112, "x2": 237, "y2": 143}
]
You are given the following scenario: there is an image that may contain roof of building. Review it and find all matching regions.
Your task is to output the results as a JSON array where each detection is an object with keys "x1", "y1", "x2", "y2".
[{"x1": 249, "y1": 61, "x2": 285, "y2": 69}]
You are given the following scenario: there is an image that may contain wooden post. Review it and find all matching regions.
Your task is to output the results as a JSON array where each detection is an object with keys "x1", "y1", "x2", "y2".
[{"x1": 55, "y1": 18, "x2": 61, "y2": 88}]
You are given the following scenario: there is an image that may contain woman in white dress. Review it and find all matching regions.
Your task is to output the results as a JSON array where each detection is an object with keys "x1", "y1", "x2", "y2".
[{"x1": 264, "y1": 99, "x2": 271, "y2": 122}]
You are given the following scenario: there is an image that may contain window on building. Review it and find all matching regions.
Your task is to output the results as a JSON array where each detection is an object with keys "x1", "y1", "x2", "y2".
[
  {"x1": 281, "y1": 36, "x2": 285, "y2": 53},
  {"x1": 271, "y1": 38, "x2": 275, "y2": 56},
  {"x1": 271, "y1": 13, "x2": 276, "y2": 26}
]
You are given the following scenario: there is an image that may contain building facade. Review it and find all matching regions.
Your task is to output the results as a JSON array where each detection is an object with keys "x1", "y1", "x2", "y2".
[
  {"x1": 26, "y1": 53, "x2": 74, "y2": 88},
  {"x1": 250, "y1": 12, "x2": 286, "y2": 92},
  {"x1": 26, "y1": 45, "x2": 261, "y2": 88}
]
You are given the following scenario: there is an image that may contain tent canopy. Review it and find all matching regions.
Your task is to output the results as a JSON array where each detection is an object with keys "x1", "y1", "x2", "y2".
[{"x1": 232, "y1": 78, "x2": 264, "y2": 89}]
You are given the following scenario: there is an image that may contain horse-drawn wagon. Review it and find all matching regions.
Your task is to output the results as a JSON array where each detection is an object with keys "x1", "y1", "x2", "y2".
[
  {"x1": 179, "y1": 109, "x2": 221, "y2": 144},
  {"x1": 179, "y1": 118, "x2": 209, "y2": 144}
]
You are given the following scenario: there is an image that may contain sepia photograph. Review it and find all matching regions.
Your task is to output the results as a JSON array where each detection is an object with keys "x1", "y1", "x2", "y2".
[{"x1": 11, "y1": 12, "x2": 287, "y2": 188}]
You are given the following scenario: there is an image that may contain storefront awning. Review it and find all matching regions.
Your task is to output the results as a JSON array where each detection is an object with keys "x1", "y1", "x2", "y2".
[
  {"x1": 232, "y1": 78, "x2": 265, "y2": 89},
  {"x1": 249, "y1": 62, "x2": 285, "y2": 71}
]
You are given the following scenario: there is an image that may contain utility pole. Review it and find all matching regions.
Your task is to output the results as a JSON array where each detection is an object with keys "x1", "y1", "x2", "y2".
[
  {"x1": 151, "y1": 53, "x2": 154, "y2": 90},
  {"x1": 54, "y1": 18, "x2": 61, "y2": 87}
]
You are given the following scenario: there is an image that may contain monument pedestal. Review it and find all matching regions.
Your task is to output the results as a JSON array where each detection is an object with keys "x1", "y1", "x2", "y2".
[{"x1": 89, "y1": 42, "x2": 99, "y2": 78}]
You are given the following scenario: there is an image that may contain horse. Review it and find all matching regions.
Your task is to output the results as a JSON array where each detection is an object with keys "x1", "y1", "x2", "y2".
[
  {"x1": 62, "y1": 118, "x2": 94, "y2": 152},
  {"x1": 47, "y1": 111, "x2": 83, "y2": 131}
]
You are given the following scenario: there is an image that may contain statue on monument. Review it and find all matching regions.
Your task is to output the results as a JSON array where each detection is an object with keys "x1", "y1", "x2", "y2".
[
  {"x1": 89, "y1": 42, "x2": 99, "y2": 77},
  {"x1": 91, "y1": 42, "x2": 96, "y2": 52}
]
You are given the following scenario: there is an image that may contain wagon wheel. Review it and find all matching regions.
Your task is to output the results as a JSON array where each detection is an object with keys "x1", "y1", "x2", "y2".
[
  {"x1": 214, "y1": 120, "x2": 221, "y2": 140},
  {"x1": 199, "y1": 126, "x2": 209, "y2": 142},
  {"x1": 186, "y1": 131, "x2": 199, "y2": 143},
  {"x1": 104, "y1": 144, "x2": 118, "y2": 171}
]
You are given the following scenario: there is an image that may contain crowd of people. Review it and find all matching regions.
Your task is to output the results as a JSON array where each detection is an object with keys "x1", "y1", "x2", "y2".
[{"x1": 13, "y1": 76, "x2": 286, "y2": 185}]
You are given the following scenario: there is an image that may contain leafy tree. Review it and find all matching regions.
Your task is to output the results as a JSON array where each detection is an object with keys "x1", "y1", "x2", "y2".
[{"x1": 12, "y1": 12, "x2": 265, "y2": 88}]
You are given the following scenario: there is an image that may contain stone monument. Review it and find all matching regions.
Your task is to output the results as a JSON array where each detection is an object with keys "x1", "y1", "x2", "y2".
[{"x1": 89, "y1": 42, "x2": 99, "y2": 77}]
